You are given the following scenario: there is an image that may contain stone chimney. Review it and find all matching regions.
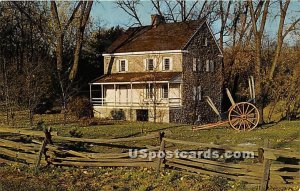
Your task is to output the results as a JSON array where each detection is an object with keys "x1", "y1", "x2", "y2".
[{"x1": 151, "y1": 14, "x2": 165, "y2": 27}]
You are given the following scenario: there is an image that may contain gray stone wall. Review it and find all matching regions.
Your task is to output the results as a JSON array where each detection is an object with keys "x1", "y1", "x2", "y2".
[{"x1": 181, "y1": 22, "x2": 223, "y2": 124}]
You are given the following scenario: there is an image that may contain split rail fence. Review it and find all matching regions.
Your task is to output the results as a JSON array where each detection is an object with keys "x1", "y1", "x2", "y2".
[{"x1": 0, "y1": 127, "x2": 299, "y2": 191}]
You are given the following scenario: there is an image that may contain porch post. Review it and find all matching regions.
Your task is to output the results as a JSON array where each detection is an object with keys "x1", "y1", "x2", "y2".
[
  {"x1": 89, "y1": 84, "x2": 92, "y2": 103},
  {"x1": 130, "y1": 82, "x2": 133, "y2": 106},
  {"x1": 101, "y1": 84, "x2": 104, "y2": 106},
  {"x1": 114, "y1": 84, "x2": 116, "y2": 106},
  {"x1": 179, "y1": 83, "x2": 182, "y2": 105},
  {"x1": 167, "y1": 82, "x2": 170, "y2": 105}
]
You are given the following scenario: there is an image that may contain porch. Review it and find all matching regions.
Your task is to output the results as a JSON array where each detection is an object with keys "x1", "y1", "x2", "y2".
[{"x1": 89, "y1": 72, "x2": 182, "y2": 108}]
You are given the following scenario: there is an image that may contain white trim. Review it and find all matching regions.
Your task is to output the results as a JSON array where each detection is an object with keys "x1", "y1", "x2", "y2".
[
  {"x1": 162, "y1": 57, "x2": 172, "y2": 71},
  {"x1": 145, "y1": 58, "x2": 156, "y2": 71},
  {"x1": 103, "y1": 50, "x2": 188, "y2": 56},
  {"x1": 117, "y1": 59, "x2": 128, "y2": 72},
  {"x1": 91, "y1": 81, "x2": 180, "y2": 85},
  {"x1": 205, "y1": 20, "x2": 223, "y2": 56}
]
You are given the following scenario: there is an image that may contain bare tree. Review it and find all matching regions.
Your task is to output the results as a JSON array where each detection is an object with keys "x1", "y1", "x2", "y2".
[
  {"x1": 269, "y1": 0, "x2": 300, "y2": 80},
  {"x1": 116, "y1": 0, "x2": 143, "y2": 26}
]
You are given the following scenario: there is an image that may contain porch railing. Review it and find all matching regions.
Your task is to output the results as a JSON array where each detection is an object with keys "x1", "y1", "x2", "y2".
[{"x1": 91, "y1": 97, "x2": 181, "y2": 107}]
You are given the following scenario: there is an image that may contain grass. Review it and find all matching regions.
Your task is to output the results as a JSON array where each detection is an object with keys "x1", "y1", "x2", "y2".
[{"x1": 0, "y1": 112, "x2": 299, "y2": 191}]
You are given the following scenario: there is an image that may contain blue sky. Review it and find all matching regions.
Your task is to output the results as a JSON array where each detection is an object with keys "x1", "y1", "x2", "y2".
[{"x1": 90, "y1": 1, "x2": 300, "y2": 43}]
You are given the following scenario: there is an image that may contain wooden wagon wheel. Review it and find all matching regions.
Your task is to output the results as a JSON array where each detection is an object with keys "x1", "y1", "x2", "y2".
[{"x1": 228, "y1": 102, "x2": 260, "y2": 131}]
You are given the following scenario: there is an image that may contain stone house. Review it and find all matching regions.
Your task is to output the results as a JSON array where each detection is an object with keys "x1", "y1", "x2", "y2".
[{"x1": 89, "y1": 15, "x2": 223, "y2": 124}]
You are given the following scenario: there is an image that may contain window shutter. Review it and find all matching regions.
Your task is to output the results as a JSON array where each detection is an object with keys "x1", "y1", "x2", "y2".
[
  {"x1": 144, "y1": 59, "x2": 147, "y2": 71},
  {"x1": 169, "y1": 58, "x2": 173, "y2": 70},
  {"x1": 153, "y1": 58, "x2": 157, "y2": 70},
  {"x1": 206, "y1": 60, "x2": 210, "y2": 72},
  {"x1": 116, "y1": 60, "x2": 119, "y2": 72},
  {"x1": 197, "y1": 85, "x2": 202, "y2": 100},
  {"x1": 125, "y1": 60, "x2": 128, "y2": 71},
  {"x1": 193, "y1": 58, "x2": 197, "y2": 71}
]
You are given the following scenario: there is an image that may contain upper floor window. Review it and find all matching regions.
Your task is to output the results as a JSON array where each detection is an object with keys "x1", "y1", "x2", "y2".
[
  {"x1": 161, "y1": 84, "x2": 168, "y2": 98},
  {"x1": 205, "y1": 60, "x2": 214, "y2": 72},
  {"x1": 203, "y1": 37, "x2": 208, "y2": 46},
  {"x1": 117, "y1": 59, "x2": 128, "y2": 72},
  {"x1": 193, "y1": 58, "x2": 203, "y2": 72},
  {"x1": 193, "y1": 58, "x2": 197, "y2": 72},
  {"x1": 205, "y1": 60, "x2": 210, "y2": 72},
  {"x1": 146, "y1": 58, "x2": 155, "y2": 71},
  {"x1": 163, "y1": 57, "x2": 172, "y2": 71}
]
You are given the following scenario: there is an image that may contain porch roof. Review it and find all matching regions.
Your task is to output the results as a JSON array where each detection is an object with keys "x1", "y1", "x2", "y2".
[{"x1": 91, "y1": 72, "x2": 182, "y2": 84}]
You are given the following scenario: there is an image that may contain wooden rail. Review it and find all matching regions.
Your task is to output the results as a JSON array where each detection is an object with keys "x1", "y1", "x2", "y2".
[{"x1": 0, "y1": 127, "x2": 299, "y2": 190}]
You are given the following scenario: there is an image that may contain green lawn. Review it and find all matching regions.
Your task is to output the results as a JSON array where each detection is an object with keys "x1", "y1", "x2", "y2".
[
  {"x1": 47, "y1": 120, "x2": 300, "y2": 151},
  {"x1": 0, "y1": 114, "x2": 299, "y2": 191}
]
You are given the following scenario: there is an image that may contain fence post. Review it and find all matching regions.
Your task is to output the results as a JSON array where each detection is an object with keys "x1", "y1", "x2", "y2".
[
  {"x1": 156, "y1": 131, "x2": 165, "y2": 174},
  {"x1": 34, "y1": 127, "x2": 52, "y2": 174},
  {"x1": 260, "y1": 139, "x2": 271, "y2": 191}
]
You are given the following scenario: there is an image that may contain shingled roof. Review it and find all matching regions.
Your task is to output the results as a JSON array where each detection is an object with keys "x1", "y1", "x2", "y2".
[
  {"x1": 105, "y1": 18, "x2": 206, "y2": 54},
  {"x1": 92, "y1": 72, "x2": 182, "y2": 83}
]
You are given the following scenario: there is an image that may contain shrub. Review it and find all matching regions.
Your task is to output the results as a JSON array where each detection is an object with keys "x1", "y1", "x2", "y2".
[
  {"x1": 68, "y1": 96, "x2": 93, "y2": 119},
  {"x1": 110, "y1": 109, "x2": 125, "y2": 120}
]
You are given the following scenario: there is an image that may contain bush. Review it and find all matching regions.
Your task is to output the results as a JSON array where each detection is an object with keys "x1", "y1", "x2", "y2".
[
  {"x1": 110, "y1": 109, "x2": 125, "y2": 120},
  {"x1": 68, "y1": 96, "x2": 93, "y2": 119}
]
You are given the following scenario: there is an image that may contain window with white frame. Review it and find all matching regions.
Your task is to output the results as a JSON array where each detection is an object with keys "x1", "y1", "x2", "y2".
[
  {"x1": 146, "y1": 58, "x2": 154, "y2": 71},
  {"x1": 193, "y1": 85, "x2": 202, "y2": 101},
  {"x1": 163, "y1": 58, "x2": 171, "y2": 71},
  {"x1": 161, "y1": 84, "x2": 168, "y2": 98},
  {"x1": 146, "y1": 84, "x2": 154, "y2": 99},
  {"x1": 118, "y1": 59, "x2": 128, "y2": 72}
]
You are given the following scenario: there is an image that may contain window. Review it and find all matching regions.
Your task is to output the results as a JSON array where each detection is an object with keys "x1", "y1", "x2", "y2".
[
  {"x1": 118, "y1": 59, "x2": 127, "y2": 72},
  {"x1": 197, "y1": 59, "x2": 202, "y2": 71},
  {"x1": 161, "y1": 84, "x2": 168, "y2": 98},
  {"x1": 205, "y1": 60, "x2": 210, "y2": 72},
  {"x1": 146, "y1": 84, "x2": 154, "y2": 99},
  {"x1": 193, "y1": 58, "x2": 197, "y2": 72},
  {"x1": 203, "y1": 37, "x2": 208, "y2": 46},
  {"x1": 146, "y1": 59, "x2": 154, "y2": 71},
  {"x1": 163, "y1": 58, "x2": 171, "y2": 71},
  {"x1": 210, "y1": 60, "x2": 214, "y2": 72},
  {"x1": 193, "y1": 85, "x2": 202, "y2": 101},
  {"x1": 204, "y1": 60, "x2": 215, "y2": 72}
]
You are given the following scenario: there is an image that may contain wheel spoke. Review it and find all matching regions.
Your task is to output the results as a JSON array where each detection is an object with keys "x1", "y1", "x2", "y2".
[
  {"x1": 232, "y1": 109, "x2": 241, "y2": 115},
  {"x1": 246, "y1": 107, "x2": 255, "y2": 115},
  {"x1": 246, "y1": 119, "x2": 256, "y2": 126},
  {"x1": 244, "y1": 120, "x2": 251, "y2": 130},
  {"x1": 237, "y1": 120, "x2": 242, "y2": 130},
  {"x1": 236, "y1": 105, "x2": 243, "y2": 115},
  {"x1": 244, "y1": 104, "x2": 250, "y2": 115}
]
